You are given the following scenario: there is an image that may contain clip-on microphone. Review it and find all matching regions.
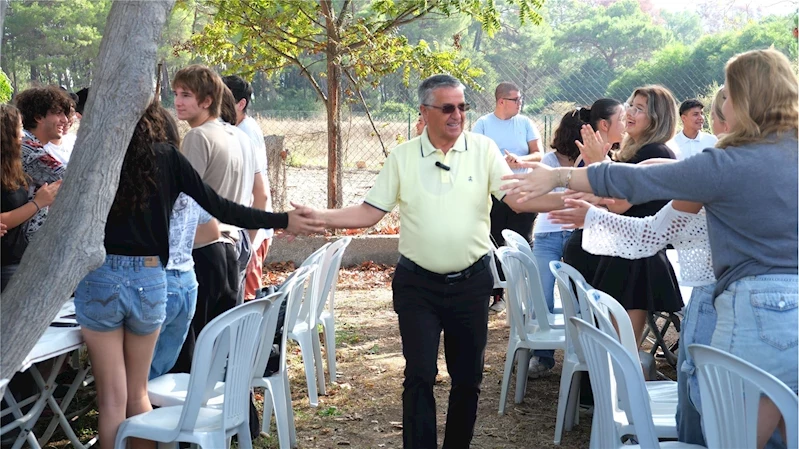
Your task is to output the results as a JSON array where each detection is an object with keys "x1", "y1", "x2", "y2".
[{"x1": 435, "y1": 161, "x2": 451, "y2": 171}]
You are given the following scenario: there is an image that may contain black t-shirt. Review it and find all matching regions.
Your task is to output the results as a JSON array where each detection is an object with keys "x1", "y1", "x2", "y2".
[
  {"x1": 621, "y1": 142, "x2": 675, "y2": 218},
  {"x1": 1, "y1": 186, "x2": 30, "y2": 266},
  {"x1": 104, "y1": 143, "x2": 289, "y2": 265}
]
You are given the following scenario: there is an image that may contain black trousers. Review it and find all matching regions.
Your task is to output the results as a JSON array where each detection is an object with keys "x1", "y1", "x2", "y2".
[
  {"x1": 170, "y1": 241, "x2": 239, "y2": 375},
  {"x1": 489, "y1": 196, "x2": 536, "y2": 296},
  {"x1": 392, "y1": 264, "x2": 493, "y2": 449}
]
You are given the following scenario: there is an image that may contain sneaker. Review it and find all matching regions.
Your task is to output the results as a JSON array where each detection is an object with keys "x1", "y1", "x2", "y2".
[
  {"x1": 489, "y1": 295, "x2": 506, "y2": 313},
  {"x1": 526, "y1": 356, "x2": 554, "y2": 379}
]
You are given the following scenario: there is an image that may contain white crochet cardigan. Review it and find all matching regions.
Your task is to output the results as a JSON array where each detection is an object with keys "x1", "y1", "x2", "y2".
[{"x1": 582, "y1": 201, "x2": 715, "y2": 286}]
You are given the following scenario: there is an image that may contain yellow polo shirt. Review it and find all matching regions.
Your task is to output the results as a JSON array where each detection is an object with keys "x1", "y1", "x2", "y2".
[{"x1": 365, "y1": 129, "x2": 512, "y2": 274}]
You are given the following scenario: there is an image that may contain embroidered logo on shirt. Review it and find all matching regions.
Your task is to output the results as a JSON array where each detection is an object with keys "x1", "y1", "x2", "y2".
[{"x1": 468, "y1": 176, "x2": 473, "y2": 182}]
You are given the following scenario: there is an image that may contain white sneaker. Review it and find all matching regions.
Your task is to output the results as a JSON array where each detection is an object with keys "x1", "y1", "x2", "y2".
[
  {"x1": 489, "y1": 298, "x2": 506, "y2": 313},
  {"x1": 526, "y1": 356, "x2": 554, "y2": 379}
]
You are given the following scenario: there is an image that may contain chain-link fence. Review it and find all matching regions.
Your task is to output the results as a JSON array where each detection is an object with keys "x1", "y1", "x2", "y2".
[{"x1": 252, "y1": 58, "x2": 727, "y2": 212}]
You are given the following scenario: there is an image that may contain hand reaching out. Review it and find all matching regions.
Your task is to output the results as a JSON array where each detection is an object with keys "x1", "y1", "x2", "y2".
[
  {"x1": 0, "y1": 222, "x2": 6, "y2": 237},
  {"x1": 563, "y1": 190, "x2": 615, "y2": 207},
  {"x1": 285, "y1": 203, "x2": 326, "y2": 239},
  {"x1": 500, "y1": 162, "x2": 559, "y2": 202},
  {"x1": 504, "y1": 150, "x2": 522, "y2": 170},
  {"x1": 548, "y1": 199, "x2": 594, "y2": 230}
]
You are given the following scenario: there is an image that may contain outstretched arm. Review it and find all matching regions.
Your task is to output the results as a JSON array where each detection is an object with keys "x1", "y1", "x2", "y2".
[{"x1": 297, "y1": 201, "x2": 387, "y2": 229}]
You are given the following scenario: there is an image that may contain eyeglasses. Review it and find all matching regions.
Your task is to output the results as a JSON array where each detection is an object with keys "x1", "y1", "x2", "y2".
[
  {"x1": 625, "y1": 103, "x2": 646, "y2": 117},
  {"x1": 423, "y1": 103, "x2": 471, "y2": 114},
  {"x1": 503, "y1": 97, "x2": 523, "y2": 104}
]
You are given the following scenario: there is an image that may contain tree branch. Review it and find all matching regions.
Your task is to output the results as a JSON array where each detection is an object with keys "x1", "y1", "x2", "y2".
[
  {"x1": 335, "y1": 0, "x2": 351, "y2": 28},
  {"x1": 343, "y1": 68, "x2": 388, "y2": 157}
]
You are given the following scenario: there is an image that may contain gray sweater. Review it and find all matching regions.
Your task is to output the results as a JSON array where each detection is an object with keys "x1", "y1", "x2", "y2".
[{"x1": 588, "y1": 134, "x2": 798, "y2": 297}]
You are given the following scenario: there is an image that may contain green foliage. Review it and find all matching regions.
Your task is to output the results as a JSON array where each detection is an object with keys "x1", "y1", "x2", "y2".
[
  {"x1": 2, "y1": 0, "x2": 111, "y2": 90},
  {"x1": 0, "y1": 71, "x2": 12, "y2": 103},
  {"x1": 377, "y1": 101, "x2": 416, "y2": 119}
]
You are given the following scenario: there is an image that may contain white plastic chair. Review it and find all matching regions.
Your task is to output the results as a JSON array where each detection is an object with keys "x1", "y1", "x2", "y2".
[
  {"x1": 315, "y1": 237, "x2": 352, "y2": 385},
  {"x1": 585, "y1": 289, "x2": 678, "y2": 441},
  {"x1": 117, "y1": 298, "x2": 271, "y2": 449},
  {"x1": 570, "y1": 317, "x2": 704, "y2": 449},
  {"x1": 546, "y1": 261, "x2": 587, "y2": 444},
  {"x1": 287, "y1": 243, "x2": 330, "y2": 406},
  {"x1": 689, "y1": 344, "x2": 799, "y2": 449},
  {"x1": 496, "y1": 247, "x2": 566, "y2": 414},
  {"x1": 148, "y1": 266, "x2": 316, "y2": 449},
  {"x1": 502, "y1": 229, "x2": 565, "y2": 329}
]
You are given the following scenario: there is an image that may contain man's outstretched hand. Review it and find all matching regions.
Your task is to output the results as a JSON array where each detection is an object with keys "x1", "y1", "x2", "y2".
[{"x1": 285, "y1": 203, "x2": 326, "y2": 240}]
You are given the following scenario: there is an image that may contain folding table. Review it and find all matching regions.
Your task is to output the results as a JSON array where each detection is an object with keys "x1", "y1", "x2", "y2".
[{"x1": 0, "y1": 300, "x2": 96, "y2": 449}]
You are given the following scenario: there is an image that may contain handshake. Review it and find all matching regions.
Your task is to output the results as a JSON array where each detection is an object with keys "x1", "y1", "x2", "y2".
[{"x1": 284, "y1": 202, "x2": 327, "y2": 239}]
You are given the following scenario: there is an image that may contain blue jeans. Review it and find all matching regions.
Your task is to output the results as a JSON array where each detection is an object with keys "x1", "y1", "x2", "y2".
[
  {"x1": 711, "y1": 274, "x2": 798, "y2": 449},
  {"x1": 532, "y1": 230, "x2": 572, "y2": 362},
  {"x1": 74, "y1": 255, "x2": 167, "y2": 335},
  {"x1": 676, "y1": 284, "x2": 716, "y2": 446},
  {"x1": 149, "y1": 269, "x2": 198, "y2": 380}
]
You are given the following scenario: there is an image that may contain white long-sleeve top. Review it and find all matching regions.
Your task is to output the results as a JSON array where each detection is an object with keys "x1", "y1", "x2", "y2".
[{"x1": 582, "y1": 201, "x2": 715, "y2": 286}]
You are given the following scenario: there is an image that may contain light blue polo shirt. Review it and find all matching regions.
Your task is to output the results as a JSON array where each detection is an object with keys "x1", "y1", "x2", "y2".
[{"x1": 472, "y1": 113, "x2": 541, "y2": 162}]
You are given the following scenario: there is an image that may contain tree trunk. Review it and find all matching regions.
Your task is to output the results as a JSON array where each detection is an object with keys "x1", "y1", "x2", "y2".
[
  {"x1": 322, "y1": 0, "x2": 343, "y2": 208},
  {"x1": 0, "y1": 0, "x2": 176, "y2": 381},
  {"x1": 0, "y1": 0, "x2": 8, "y2": 61}
]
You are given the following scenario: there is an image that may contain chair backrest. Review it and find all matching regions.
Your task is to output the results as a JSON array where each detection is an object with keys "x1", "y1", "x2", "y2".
[
  {"x1": 688, "y1": 344, "x2": 799, "y2": 449},
  {"x1": 294, "y1": 244, "x2": 330, "y2": 326},
  {"x1": 501, "y1": 229, "x2": 534, "y2": 260},
  {"x1": 571, "y1": 317, "x2": 661, "y2": 449},
  {"x1": 550, "y1": 261, "x2": 592, "y2": 319},
  {"x1": 549, "y1": 261, "x2": 585, "y2": 361},
  {"x1": 315, "y1": 237, "x2": 352, "y2": 320},
  {"x1": 585, "y1": 289, "x2": 639, "y2": 357},
  {"x1": 279, "y1": 264, "x2": 317, "y2": 375},
  {"x1": 251, "y1": 267, "x2": 309, "y2": 379},
  {"x1": 179, "y1": 298, "x2": 271, "y2": 434},
  {"x1": 496, "y1": 247, "x2": 554, "y2": 336}
]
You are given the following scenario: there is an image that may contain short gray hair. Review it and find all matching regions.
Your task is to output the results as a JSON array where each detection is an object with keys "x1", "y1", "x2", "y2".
[{"x1": 418, "y1": 74, "x2": 465, "y2": 106}]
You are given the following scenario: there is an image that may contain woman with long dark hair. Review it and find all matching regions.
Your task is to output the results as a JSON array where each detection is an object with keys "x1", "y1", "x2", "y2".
[
  {"x1": 74, "y1": 102, "x2": 322, "y2": 449},
  {"x1": 0, "y1": 104, "x2": 61, "y2": 290}
]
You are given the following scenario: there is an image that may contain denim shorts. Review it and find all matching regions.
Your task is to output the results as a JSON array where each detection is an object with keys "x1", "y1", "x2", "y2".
[
  {"x1": 711, "y1": 275, "x2": 798, "y2": 393},
  {"x1": 74, "y1": 255, "x2": 167, "y2": 335},
  {"x1": 678, "y1": 284, "x2": 717, "y2": 412}
]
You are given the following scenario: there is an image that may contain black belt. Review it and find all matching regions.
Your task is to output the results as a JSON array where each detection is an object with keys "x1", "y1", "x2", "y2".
[{"x1": 397, "y1": 254, "x2": 491, "y2": 284}]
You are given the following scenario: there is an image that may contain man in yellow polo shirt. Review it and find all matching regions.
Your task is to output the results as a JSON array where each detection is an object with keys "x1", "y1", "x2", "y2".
[{"x1": 301, "y1": 74, "x2": 562, "y2": 449}]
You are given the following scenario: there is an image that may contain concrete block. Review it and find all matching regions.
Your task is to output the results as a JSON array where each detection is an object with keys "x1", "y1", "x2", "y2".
[{"x1": 265, "y1": 234, "x2": 400, "y2": 267}]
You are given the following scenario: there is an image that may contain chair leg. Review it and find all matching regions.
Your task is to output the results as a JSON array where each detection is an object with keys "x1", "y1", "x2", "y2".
[
  {"x1": 237, "y1": 423, "x2": 253, "y2": 449},
  {"x1": 268, "y1": 379, "x2": 292, "y2": 449},
  {"x1": 311, "y1": 328, "x2": 326, "y2": 395},
  {"x1": 261, "y1": 386, "x2": 274, "y2": 436},
  {"x1": 565, "y1": 371, "x2": 582, "y2": 430},
  {"x1": 295, "y1": 333, "x2": 319, "y2": 406},
  {"x1": 284, "y1": 372, "x2": 298, "y2": 448},
  {"x1": 554, "y1": 363, "x2": 577, "y2": 445},
  {"x1": 515, "y1": 349, "x2": 531, "y2": 404},
  {"x1": 322, "y1": 316, "x2": 337, "y2": 381},
  {"x1": 498, "y1": 345, "x2": 517, "y2": 415}
]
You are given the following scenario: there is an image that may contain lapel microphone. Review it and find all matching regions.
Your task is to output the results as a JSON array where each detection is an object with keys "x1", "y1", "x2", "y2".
[{"x1": 435, "y1": 161, "x2": 451, "y2": 171}]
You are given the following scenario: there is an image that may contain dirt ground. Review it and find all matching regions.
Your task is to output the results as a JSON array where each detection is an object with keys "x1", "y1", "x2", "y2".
[{"x1": 43, "y1": 263, "x2": 678, "y2": 449}]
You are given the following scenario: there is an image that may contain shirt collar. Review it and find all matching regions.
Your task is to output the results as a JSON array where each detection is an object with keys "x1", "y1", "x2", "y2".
[
  {"x1": 420, "y1": 129, "x2": 467, "y2": 157},
  {"x1": 679, "y1": 130, "x2": 702, "y2": 142}
]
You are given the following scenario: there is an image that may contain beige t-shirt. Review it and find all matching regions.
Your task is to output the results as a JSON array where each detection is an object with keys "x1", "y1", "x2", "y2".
[{"x1": 182, "y1": 119, "x2": 254, "y2": 246}]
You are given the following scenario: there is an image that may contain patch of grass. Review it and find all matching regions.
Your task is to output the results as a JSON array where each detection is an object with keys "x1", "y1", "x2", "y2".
[
  {"x1": 317, "y1": 406, "x2": 342, "y2": 417},
  {"x1": 367, "y1": 344, "x2": 380, "y2": 355},
  {"x1": 336, "y1": 323, "x2": 362, "y2": 345}
]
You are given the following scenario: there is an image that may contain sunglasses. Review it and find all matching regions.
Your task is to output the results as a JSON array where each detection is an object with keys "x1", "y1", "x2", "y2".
[{"x1": 423, "y1": 103, "x2": 471, "y2": 114}]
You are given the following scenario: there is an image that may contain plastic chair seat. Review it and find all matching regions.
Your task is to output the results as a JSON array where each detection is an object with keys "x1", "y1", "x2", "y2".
[
  {"x1": 123, "y1": 405, "x2": 224, "y2": 433},
  {"x1": 646, "y1": 381, "x2": 678, "y2": 403},
  {"x1": 148, "y1": 373, "x2": 224, "y2": 408}
]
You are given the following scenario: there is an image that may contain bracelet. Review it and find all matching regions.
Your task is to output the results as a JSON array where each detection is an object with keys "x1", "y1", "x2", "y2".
[
  {"x1": 564, "y1": 169, "x2": 573, "y2": 189},
  {"x1": 31, "y1": 199, "x2": 41, "y2": 212}
]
